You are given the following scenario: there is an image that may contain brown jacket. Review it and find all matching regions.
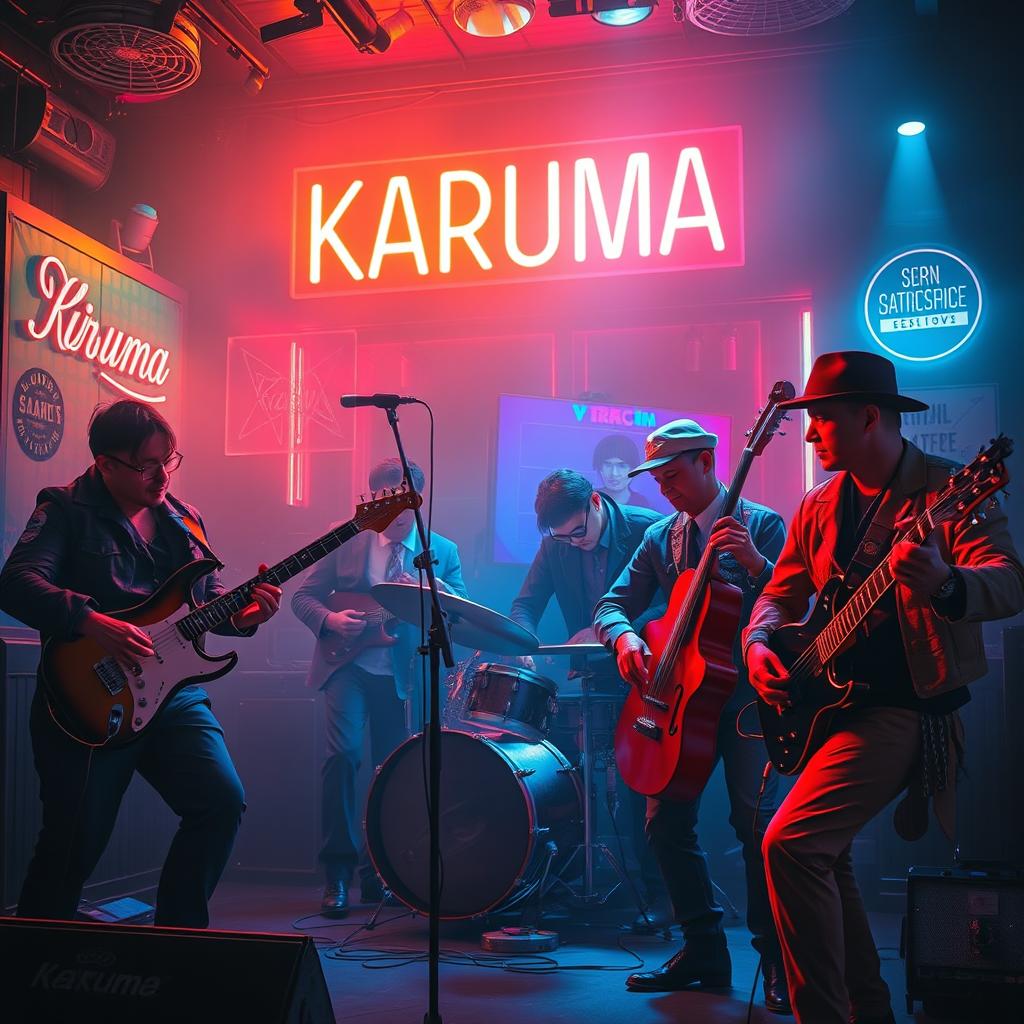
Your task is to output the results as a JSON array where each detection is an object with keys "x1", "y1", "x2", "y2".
[{"x1": 743, "y1": 441, "x2": 1024, "y2": 699}]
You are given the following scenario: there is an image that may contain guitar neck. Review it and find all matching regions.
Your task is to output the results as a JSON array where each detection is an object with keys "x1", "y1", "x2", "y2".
[
  {"x1": 652, "y1": 446, "x2": 759, "y2": 688},
  {"x1": 176, "y1": 518, "x2": 363, "y2": 641},
  {"x1": 814, "y1": 510, "x2": 933, "y2": 665}
]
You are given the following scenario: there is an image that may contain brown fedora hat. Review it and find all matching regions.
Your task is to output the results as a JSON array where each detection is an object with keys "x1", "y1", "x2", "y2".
[{"x1": 778, "y1": 350, "x2": 929, "y2": 412}]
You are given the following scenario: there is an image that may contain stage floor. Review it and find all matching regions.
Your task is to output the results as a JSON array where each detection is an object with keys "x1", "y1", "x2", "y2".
[{"x1": 206, "y1": 879, "x2": 928, "y2": 1024}]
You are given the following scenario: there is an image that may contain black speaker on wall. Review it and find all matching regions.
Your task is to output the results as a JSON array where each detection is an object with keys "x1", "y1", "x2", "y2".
[{"x1": 0, "y1": 917, "x2": 334, "y2": 1023}]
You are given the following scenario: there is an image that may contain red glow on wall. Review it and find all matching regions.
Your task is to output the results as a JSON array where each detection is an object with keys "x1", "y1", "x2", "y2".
[{"x1": 293, "y1": 126, "x2": 744, "y2": 297}]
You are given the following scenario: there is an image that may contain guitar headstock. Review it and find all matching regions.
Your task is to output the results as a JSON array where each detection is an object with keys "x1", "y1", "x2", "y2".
[
  {"x1": 745, "y1": 380, "x2": 797, "y2": 456},
  {"x1": 354, "y1": 487, "x2": 423, "y2": 533},
  {"x1": 929, "y1": 435, "x2": 1013, "y2": 529}
]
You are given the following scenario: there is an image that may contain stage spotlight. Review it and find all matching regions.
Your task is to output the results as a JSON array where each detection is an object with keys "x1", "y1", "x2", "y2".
[
  {"x1": 593, "y1": 5, "x2": 653, "y2": 25},
  {"x1": 550, "y1": 0, "x2": 656, "y2": 19},
  {"x1": 112, "y1": 203, "x2": 159, "y2": 271},
  {"x1": 454, "y1": 0, "x2": 535, "y2": 36},
  {"x1": 897, "y1": 120, "x2": 926, "y2": 136},
  {"x1": 243, "y1": 67, "x2": 267, "y2": 96}
]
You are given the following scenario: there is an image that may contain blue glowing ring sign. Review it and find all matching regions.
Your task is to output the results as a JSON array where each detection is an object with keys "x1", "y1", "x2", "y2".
[{"x1": 864, "y1": 248, "x2": 982, "y2": 362}]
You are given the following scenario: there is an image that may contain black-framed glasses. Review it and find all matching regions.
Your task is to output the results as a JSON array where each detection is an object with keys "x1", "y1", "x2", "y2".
[
  {"x1": 549, "y1": 502, "x2": 590, "y2": 543},
  {"x1": 104, "y1": 451, "x2": 183, "y2": 482}
]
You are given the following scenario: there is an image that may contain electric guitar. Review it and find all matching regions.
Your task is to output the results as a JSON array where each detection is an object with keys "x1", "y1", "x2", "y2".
[
  {"x1": 614, "y1": 380, "x2": 795, "y2": 800},
  {"x1": 758, "y1": 436, "x2": 1013, "y2": 775},
  {"x1": 41, "y1": 489, "x2": 421, "y2": 747},
  {"x1": 322, "y1": 591, "x2": 398, "y2": 665}
]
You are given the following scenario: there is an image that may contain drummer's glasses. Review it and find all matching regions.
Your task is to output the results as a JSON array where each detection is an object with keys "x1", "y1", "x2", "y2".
[{"x1": 549, "y1": 503, "x2": 590, "y2": 543}]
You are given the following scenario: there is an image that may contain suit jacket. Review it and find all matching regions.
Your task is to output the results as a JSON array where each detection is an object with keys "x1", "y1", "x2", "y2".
[
  {"x1": 291, "y1": 527, "x2": 467, "y2": 699},
  {"x1": 594, "y1": 497, "x2": 786, "y2": 707},
  {"x1": 510, "y1": 494, "x2": 665, "y2": 639},
  {"x1": 743, "y1": 441, "x2": 1024, "y2": 699}
]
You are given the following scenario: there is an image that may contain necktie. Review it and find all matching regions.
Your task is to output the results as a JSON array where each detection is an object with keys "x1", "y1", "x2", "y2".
[
  {"x1": 385, "y1": 541, "x2": 405, "y2": 582},
  {"x1": 684, "y1": 519, "x2": 701, "y2": 570}
]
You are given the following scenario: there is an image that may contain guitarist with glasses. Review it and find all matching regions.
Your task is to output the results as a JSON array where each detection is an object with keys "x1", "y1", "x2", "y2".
[
  {"x1": 0, "y1": 400, "x2": 282, "y2": 928},
  {"x1": 594, "y1": 417, "x2": 790, "y2": 1014},
  {"x1": 291, "y1": 457, "x2": 467, "y2": 919},
  {"x1": 744, "y1": 351, "x2": 1024, "y2": 1024}
]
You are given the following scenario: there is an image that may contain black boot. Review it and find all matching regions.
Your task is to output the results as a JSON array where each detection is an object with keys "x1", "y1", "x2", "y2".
[
  {"x1": 320, "y1": 880, "x2": 349, "y2": 918},
  {"x1": 626, "y1": 933, "x2": 731, "y2": 992},
  {"x1": 762, "y1": 961, "x2": 792, "y2": 1015}
]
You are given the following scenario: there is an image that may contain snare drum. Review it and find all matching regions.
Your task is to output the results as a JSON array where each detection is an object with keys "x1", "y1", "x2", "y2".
[{"x1": 464, "y1": 663, "x2": 558, "y2": 742}]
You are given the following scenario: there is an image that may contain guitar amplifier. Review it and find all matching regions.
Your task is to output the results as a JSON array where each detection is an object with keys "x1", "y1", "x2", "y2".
[{"x1": 904, "y1": 864, "x2": 1024, "y2": 1015}]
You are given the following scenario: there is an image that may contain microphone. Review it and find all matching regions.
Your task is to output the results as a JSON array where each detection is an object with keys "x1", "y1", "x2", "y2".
[{"x1": 340, "y1": 393, "x2": 417, "y2": 409}]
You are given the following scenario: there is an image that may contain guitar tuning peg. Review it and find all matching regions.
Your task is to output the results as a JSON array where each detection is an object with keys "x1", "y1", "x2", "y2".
[
  {"x1": 360, "y1": 493, "x2": 366, "y2": 502},
  {"x1": 744, "y1": 429, "x2": 752, "y2": 437},
  {"x1": 970, "y1": 516, "x2": 979, "y2": 526},
  {"x1": 778, "y1": 431, "x2": 787, "y2": 437}
]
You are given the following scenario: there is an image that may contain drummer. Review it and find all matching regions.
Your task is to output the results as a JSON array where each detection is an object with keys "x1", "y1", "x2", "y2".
[
  {"x1": 292, "y1": 458, "x2": 468, "y2": 919},
  {"x1": 509, "y1": 468, "x2": 670, "y2": 929}
]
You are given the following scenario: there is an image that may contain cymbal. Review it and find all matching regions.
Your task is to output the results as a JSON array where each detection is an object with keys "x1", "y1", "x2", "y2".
[
  {"x1": 534, "y1": 642, "x2": 607, "y2": 656},
  {"x1": 371, "y1": 583, "x2": 540, "y2": 655}
]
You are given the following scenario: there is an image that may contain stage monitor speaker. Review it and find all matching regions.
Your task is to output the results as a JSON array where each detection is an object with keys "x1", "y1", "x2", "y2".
[
  {"x1": 0, "y1": 917, "x2": 333, "y2": 1024},
  {"x1": 904, "y1": 865, "x2": 1024, "y2": 1016}
]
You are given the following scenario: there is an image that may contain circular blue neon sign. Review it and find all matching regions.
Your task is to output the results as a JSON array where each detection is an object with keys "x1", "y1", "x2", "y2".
[{"x1": 863, "y1": 247, "x2": 982, "y2": 362}]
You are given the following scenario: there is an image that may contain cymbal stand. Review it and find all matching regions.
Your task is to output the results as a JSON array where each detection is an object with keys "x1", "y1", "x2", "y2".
[{"x1": 555, "y1": 659, "x2": 648, "y2": 916}]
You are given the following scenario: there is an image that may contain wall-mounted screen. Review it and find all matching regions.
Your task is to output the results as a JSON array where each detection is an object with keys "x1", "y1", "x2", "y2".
[{"x1": 493, "y1": 394, "x2": 731, "y2": 564}]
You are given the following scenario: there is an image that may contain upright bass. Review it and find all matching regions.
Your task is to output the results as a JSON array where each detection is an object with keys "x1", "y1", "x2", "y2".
[{"x1": 614, "y1": 381, "x2": 794, "y2": 800}]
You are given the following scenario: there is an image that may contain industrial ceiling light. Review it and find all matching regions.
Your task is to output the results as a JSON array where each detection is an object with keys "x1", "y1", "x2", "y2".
[
  {"x1": 592, "y1": 4, "x2": 654, "y2": 25},
  {"x1": 112, "y1": 203, "x2": 159, "y2": 271},
  {"x1": 453, "y1": 0, "x2": 535, "y2": 37}
]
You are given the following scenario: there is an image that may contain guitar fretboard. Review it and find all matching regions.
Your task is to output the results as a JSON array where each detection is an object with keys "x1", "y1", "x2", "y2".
[
  {"x1": 813, "y1": 512, "x2": 933, "y2": 668},
  {"x1": 176, "y1": 519, "x2": 361, "y2": 641}
]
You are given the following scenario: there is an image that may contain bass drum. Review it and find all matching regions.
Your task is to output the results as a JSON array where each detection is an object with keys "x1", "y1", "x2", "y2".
[{"x1": 365, "y1": 730, "x2": 582, "y2": 919}]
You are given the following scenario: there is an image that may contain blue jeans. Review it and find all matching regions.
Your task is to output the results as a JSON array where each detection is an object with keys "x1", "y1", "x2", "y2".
[
  {"x1": 319, "y1": 663, "x2": 408, "y2": 885},
  {"x1": 19, "y1": 684, "x2": 244, "y2": 928},
  {"x1": 646, "y1": 707, "x2": 780, "y2": 957}
]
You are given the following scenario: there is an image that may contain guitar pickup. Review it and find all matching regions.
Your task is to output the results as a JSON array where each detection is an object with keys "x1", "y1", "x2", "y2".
[
  {"x1": 642, "y1": 695, "x2": 669, "y2": 711},
  {"x1": 94, "y1": 657, "x2": 128, "y2": 696},
  {"x1": 633, "y1": 716, "x2": 662, "y2": 741}
]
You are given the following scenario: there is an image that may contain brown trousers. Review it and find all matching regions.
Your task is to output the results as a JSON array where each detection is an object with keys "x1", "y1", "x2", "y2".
[{"x1": 762, "y1": 707, "x2": 922, "y2": 1024}]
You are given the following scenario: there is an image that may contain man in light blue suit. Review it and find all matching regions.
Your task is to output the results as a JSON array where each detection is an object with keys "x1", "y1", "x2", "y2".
[{"x1": 292, "y1": 458, "x2": 467, "y2": 917}]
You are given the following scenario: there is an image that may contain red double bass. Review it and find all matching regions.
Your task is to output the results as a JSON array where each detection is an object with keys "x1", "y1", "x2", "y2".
[{"x1": 614, "y1": 381, "x2": 794, "y2": 801}]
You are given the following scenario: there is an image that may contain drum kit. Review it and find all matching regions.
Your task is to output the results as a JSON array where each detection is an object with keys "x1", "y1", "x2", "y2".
[{"x1": 364, "y1": 582, "x2": 646, "y2": 924}]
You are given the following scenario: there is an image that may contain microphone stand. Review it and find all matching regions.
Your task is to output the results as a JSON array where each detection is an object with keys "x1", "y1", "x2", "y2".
[{"x1": 383, "y1": 402, "x2": 454, "y2": 1024}]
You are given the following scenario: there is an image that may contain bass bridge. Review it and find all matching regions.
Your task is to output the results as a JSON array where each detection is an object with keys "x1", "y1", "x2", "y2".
[{"x1": 632, "y1": 716, "x2": 662, "y2": 741}]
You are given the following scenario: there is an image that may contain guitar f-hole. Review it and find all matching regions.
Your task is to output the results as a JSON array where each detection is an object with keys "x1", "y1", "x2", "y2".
[{"x1": 667, "y1": 685, "x2": 684, "y2": 737}]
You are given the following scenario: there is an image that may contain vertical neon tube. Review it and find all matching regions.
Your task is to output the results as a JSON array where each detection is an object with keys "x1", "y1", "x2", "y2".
[
  {"x1": 287, "y1": 340, "x2": 307, "y2": 506},
  {"x1": 800, "y1": 310, "x2": 814, "y2": 493}
]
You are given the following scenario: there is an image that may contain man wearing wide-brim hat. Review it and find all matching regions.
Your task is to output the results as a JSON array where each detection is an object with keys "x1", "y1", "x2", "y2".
[
  {"x1": 594, "y1": 416, "x2": 791, "y2": 1013},
  {"x1": 743, "y1": 350, "x2": 1024, "y2": 1024}
]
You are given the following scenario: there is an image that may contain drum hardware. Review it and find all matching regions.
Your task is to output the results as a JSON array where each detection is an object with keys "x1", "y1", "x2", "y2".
[{"x1": 535, "y1": 645, "x2": 650, "y2": 919}]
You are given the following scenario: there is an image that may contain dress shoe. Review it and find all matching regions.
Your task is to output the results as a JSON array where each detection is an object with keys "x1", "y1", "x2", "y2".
[
  {"x1": 320, "y1": 880, "x2": 349, "y2": 918},
  {"x1": 762, "y1": 961, "x2": 792, "y2": 1015},
  {"x1": 630, "y1": 900, "x2": 674, "y2": 935},
  {"x1": 626, "y1": 934, "x2": 732, "y2": 992},
  {"x1": 849, "y1": 1012, "x2": 896, "y2": 1024}
]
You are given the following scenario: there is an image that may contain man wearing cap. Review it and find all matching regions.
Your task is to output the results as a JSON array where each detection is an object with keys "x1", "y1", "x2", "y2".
[
  {"x1": 743, "y1": 351, "x2": 1024, "y2": 1024},
  {"x1": 594, "y1": 418, "x2": 790, "y2": 1013}
]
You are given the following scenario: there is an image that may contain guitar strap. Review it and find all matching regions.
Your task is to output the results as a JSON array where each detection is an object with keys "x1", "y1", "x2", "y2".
[
  {"x1": 838, "y1": 448, "x2": 908, "y2": 592},
  {"x1": 165, "y1": 507, "x2": 225, "y2": 568}
]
